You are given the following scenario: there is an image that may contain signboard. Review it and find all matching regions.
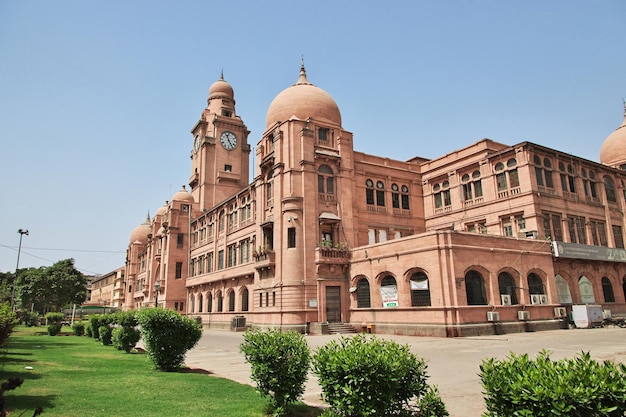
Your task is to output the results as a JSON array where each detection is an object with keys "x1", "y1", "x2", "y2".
[
  {"x1": 552, "y1": 241, "x2": 626, "y2": 263},
  {"x1": 380, "y1": 285, "x2": 398, "y2": 308}
]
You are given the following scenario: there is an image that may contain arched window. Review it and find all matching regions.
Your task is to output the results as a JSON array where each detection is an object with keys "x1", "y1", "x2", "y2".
[
  {"x1": 365, "y1": 179, "x2": 374, "y2": 205},
  {"x1": 207, "y1": 292, "x2": 213, "y2": 313},
  {"x1": 498, "y1": 272, "x2": 518, "y2": 305},
  {"x1": 465, "y1": 271, "x2": 487, "y2": 305},
  {"x1": 198, "y1": 293, "x2": 203, "y2": 313},
  {"x1": 392, "y1": 183, "x2": 400, "y2": 209},
  {"x1": 190, "y1": 294, "x2": 196, "y2": 312},
  {"x1": 380, "y1": 275, "x2": 398, "y2": 308},
  {"x1": 527, "y1": 273, "x2": 544, "y2": 295},
  {"x1": 602, "y1": 277, "x2": 615, "y2": 302},
  {"x1": 376, "y1": 181, "x2": 385, "y2": 206},
  {"x1": 242, "y1": 288, "x2": 249, "y2": 312},
  {"x1": 318, "y1": 165, "x2": 334, "y2": 195},
  {"x1": 604, "y1": 176, "x2": 617, "y2": 203},
  {"x1": 578, "y1": 276, "x2": 595, "y2": 304},
  {"x1": 555, "y1": 275, "x2": 573, "y2": 304},
  {"x1": 356, "y1": 278, "x2": 371, "y2": 308},
  {"x1": 228, "y1": 290, "x2": 236, "y2": 311},
  {"x1": 410, "y1": 272, "x2": 431, "y2": 306},
  {"x1": 217, "y1": 291, "x2": 223, "y2": 312}
]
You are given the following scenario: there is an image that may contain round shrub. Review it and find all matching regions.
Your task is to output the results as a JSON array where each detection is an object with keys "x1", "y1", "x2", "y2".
[
  {"x1": 112, "y1": 326, "x2": 140, "y2": 353},
  {"x1": 136, "y1": 308, "x2": 202, "y2": 371},
  {"x1": 0, "y1": 303, "x2": 18, "y2": 346},
  {"x1": 21, "y1": 311, "x2": 40, "y2": 327},
  {"x1": 85, "y1": 325, "x2": 93, "y2": 338},
  {"x1": 312, "y1": 334, "x2": 443, "y2": 417},
  {"x1": 47, "y1": 324, "x2": 61, "y2": 336},
  {"x1": 71, "y1": 322, "x2": 85, "y2": 336},
  {"x1": 99, "y1": 325, "x2": 112, "y2": 345},
  {"x1": 240, "y1": 329, "x2": 310, "y2": 413}
]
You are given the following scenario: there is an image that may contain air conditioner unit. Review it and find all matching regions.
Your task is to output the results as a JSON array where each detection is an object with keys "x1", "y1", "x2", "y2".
[
  {"x1": 487, "y1": 311, "x2": 500, "y2": 322},
  {"x1": 500, "y1": 294, "x2": 512, "y2": 305},
  {"x1": 518, "y1": 311, "x2": 531, "y2": 320},
  {"x1": 530, "y1": 294, "x2": 542, "y2": 305},
  {"x1": 525, "y1": 230, "x2": 538, "y2": 239},
  {"x1": 539, "y1": 295, "x2": 548, "y2": 305},
  {"x1": 554, "y1": 307, "x2": 567, "y2": 318}
]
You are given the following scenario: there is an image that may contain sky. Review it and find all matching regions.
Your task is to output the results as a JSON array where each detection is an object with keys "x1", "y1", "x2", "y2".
[{"x1": 0, "y1": 1, "x2": 624, "y2": 276}]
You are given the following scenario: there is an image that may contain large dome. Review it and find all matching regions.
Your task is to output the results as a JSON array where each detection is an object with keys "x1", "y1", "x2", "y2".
[
  {"x1": 600, "y1": 104, "x2": 626, "y2": 168},
  {"x1": 266, "y1": 64, "x2": 341, "y2": 129},
  {"x1": 130, "y1": 215, "x2": 151, "y2": 244}
]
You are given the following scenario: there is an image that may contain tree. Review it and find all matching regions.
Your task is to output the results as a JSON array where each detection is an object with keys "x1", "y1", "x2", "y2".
[{"x1": 16, "y1": 259, "x2": 88, "y2": 313}]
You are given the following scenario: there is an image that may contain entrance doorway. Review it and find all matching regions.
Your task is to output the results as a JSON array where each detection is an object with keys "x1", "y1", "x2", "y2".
[{"x1": 325, "y1": 286, "x2": 341, "y2": 322}]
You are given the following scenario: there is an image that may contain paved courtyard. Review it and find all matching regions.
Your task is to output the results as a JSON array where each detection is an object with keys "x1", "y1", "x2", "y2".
[{"x1": 185, "y1": 327, "x2": 626, "y2": 417}]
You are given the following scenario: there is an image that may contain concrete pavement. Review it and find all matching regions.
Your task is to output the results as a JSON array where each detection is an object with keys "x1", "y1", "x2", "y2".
[{"x1": 184, "y1": 327, "x2": 626, "y2": 417}]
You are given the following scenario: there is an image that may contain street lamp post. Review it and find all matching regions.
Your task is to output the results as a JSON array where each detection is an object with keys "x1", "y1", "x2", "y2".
[
  {"x1": 12, "y1": 229, "x2": 29, "y2": 311},
  {"x1": 154, "y1": 280, "x2": 161, "y2": 308}
]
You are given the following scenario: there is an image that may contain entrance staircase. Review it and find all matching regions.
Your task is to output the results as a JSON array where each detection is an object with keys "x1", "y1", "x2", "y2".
[{"x1": 327, "y1": 322, "x2": 359, "y2": 334}]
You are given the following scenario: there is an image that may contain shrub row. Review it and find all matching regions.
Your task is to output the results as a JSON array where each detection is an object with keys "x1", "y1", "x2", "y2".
[{"x1": 241, "y1": 331, "x2": 448, "y2": 417}]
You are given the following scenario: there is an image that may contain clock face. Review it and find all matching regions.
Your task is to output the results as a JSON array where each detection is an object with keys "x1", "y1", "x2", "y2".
[
  {"x1": 220, "y1": 131, "x2": 237, "y2": 150},
  {"x1": 193, "y1": 135, "x2": 200, "y2": 153}
]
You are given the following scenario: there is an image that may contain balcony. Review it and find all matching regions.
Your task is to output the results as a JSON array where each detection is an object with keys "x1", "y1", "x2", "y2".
[
  {"x1": 253, "y1": 250, "x2": 275, "y2": 273},
  {"x1": 315, "y1": 247, "x2": 350, "y2": 279}
]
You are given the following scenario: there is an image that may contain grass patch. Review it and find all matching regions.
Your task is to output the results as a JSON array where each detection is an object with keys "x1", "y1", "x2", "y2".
[{"x1": 0, "y1": 326, "x2": 322, "y2": 417}]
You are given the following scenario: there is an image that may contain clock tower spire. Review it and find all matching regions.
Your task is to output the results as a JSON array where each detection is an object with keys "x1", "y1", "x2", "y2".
[{"x1": 189, "y1": 73, "x2": 250, "y2": 210}]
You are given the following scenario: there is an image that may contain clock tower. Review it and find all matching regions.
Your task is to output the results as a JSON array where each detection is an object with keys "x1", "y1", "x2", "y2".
[{"x1": 189, "y1": 73, "x2": 251, "y2": 210}]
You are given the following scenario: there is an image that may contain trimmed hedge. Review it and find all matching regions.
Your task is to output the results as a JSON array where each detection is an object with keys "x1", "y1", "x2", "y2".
[{"x1": 480, "y1": 350, "x2": 626, "y2": 417}]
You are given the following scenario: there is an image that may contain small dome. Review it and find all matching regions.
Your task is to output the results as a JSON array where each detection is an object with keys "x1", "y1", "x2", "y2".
[
  {"x1": 155, "y1": 203, "x2": 167, "y2": 217},
  {"x1": 172, "y1": 185, "x2": 194, "y2": 203},
  {"x1": 600, "y1": 104, "x2": 626, "y2": 168},
  {"x1": 209, "y1": 72, "x2": 234, "y2": 100},
  {"x1": 266, "y1": 63, "x2": 341, "y2": 129},
  {"x1": 130, "y1": 215, "x2": 151, "y2": 244}
]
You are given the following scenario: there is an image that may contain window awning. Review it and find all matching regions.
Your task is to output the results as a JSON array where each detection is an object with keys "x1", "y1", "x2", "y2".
[{"x1": 319, "y1": 212, "x2": 341, "y2": 222}]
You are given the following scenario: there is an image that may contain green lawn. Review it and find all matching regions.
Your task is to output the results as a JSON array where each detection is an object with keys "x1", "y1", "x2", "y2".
[{"x1": 0, "y1": 326, "x2": 321, "y2": 417}]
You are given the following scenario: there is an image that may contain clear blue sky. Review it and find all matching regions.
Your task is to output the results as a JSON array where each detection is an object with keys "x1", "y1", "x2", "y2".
[{"x1": 1, "y1": 1, "x2": 624, "y2": 276}]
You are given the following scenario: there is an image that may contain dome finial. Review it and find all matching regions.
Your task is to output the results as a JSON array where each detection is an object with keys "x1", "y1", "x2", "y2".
[
  {"x1": 220, "y1": 68, "x2": 224, "y2": 80},
  {"x1": 296, "y1": 56, "x2": 310, "y2": 85}
]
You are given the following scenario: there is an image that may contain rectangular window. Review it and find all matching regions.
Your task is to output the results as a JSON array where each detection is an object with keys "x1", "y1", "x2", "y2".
[
  {"x1": 207, "y1": 252, "x2": 214, "y2": 272},
  {"x1": 474, "y1": 180, "x2": 483, "y2": 197},
  {"x1": 224, "y1": 164, "x2": 232, "y2": 172},
  {"x1": 177, "y1": 233, "x2": 184, "y2": 249},
  {"x1": 288, "y1": 227, "x2": 296, "y2": 248},
  {"x1": 401, "y1": 194, "x2": 410, "y2": 210},
  {"x1": 217, "y1": 250, "x2": 224, "y2": 270},
  {"x1": 496, "y1": 173, "x2": 508, "y2": 191},
  {"x1": 434, "y1": 193, "x2": 442, "y2": 208},
  {"x1": 318, "y1": 128, "x2": 328, "y2": 141},
  {"x1": 508, "y1": 169, "x2": 520, "y2": 188},
  {"x1": 175, "y1": 262, "x2": 182, "y2": 279},
  {"x1": 318, "y1": 175, "x2": 325, "y2": 193},
  {"x1": 376, "y1": 190, "x2": 385, "y2": 206},
  {"x1": 463, "y1": 183, "x2": 473, "y2": 200},
  {"x1": 545, "y1": 171, "x2": 554, "y2": 188},
  {"x1": 392, "y1": 192, "x2": 400, "y2": 208},
  {"x1": 219, "y1": 214, "x2": 225, "y2": 232},
  {"x1": 240, "y1": 240, "x2": 250, "y2": 263},
  {"x1": 613, "y1": 225, "x2": 624, "y2": 249},
  {"x1": 227, "y1": 244, "x2": 237, "y2": 267},
  {"x1": 590, "y1": 220, "x2": 607, "y2": 246},
  {"x1": 535, "y1": 167, "x2": 544, "y2": 187},
  {"x1": 272, "y1": 291, "x2": 276, "y2": 306},
  {"x1": 443, "y1": 190, "x2": 451, "y2": 206},
  {"x1": 366, "y1": 189, "x2": 374, "y2": 205}
]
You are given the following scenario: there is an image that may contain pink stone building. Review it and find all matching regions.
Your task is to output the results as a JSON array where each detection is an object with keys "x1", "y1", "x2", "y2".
[{"x1": 121, "y1": 64, "x2": 626, "y2": 336}]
